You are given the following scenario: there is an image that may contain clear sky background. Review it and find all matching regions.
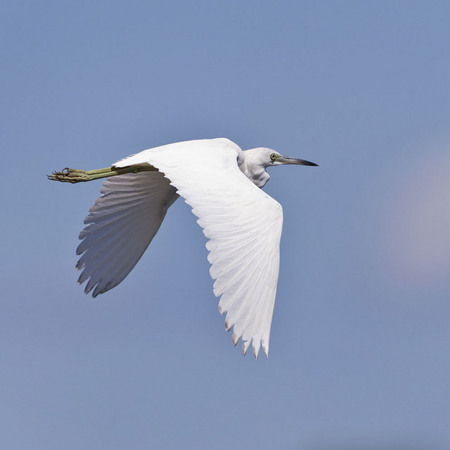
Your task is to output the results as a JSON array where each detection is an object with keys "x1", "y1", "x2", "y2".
[{"x1": 2, "y1": 1, "x2": 450, "y2": 449}]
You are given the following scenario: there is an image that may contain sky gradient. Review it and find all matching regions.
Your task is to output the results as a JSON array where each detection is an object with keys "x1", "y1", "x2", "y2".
[{"x1": 2, "y1": 1, "x2": 450, "y2": 449}]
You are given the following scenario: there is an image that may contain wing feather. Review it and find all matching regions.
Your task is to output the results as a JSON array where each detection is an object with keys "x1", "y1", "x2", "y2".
[
  {"x1": 114, "y1": 138, "x2": 283, "y2": 357},
  {"x1": 77, "y1": 171, "x2": 178, "y2": 297}
]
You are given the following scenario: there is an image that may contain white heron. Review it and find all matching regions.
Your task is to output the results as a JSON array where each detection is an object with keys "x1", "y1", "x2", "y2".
[{"x1": 49, "y1": 138, "x2": 317, "y2": 358}]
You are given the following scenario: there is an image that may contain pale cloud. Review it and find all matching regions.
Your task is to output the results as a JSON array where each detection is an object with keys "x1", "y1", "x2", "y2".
[{"x1": 379, "y1": 140, "x2": 450, "y2": 288}]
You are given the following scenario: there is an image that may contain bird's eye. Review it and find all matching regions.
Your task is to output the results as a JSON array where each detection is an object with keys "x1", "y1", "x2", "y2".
[{"x1": 270, "y1": 153, "x2": 277, "y2": 161}]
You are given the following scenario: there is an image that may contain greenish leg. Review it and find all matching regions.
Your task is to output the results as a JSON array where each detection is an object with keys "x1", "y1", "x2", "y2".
[{"x1": 47, "y1": 164, "x2": 156, "y2": 183}]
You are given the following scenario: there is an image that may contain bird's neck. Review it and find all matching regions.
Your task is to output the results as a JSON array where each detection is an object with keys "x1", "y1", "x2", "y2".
[{"x1": 239, "y1": 149, "x2": 270, "y2": 188}]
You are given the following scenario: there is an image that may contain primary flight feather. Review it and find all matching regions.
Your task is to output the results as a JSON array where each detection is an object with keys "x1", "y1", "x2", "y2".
[{"x1": 49, "y1": 138, "x2": 317, "y2": 358}]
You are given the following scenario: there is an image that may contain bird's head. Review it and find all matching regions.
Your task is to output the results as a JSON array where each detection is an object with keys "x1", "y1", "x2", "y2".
[
  {"x1": 244, "y1": 147, "x2": 317, "y2": 169},
  {"x1": 261, "y1": 148, "x2": 318, "y2": 168},
  {"x1": 242, "y1": 147, "x2": 318, "y2": 188}
]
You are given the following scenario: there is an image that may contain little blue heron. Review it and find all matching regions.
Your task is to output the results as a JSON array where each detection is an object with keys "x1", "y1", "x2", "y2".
[{"x1": 49, "y1": 138, "x2": 317, "y2": 358}]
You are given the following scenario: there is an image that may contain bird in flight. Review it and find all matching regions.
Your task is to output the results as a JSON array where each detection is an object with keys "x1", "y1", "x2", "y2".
[{"x1": 49, "y1": 138, "x2": 317, "y2": 358}]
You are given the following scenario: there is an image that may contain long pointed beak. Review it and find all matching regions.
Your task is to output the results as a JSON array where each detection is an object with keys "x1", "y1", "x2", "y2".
[{"x1": 278, "y1": 156, "x2": 318, "y2": 166}]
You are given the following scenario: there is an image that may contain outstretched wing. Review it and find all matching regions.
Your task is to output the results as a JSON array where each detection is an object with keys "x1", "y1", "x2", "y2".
[
  {"x1": 115, "y1": 138, "x2": 283, "y2": 358},
  {"x1": 77, "y1": 171, "x2": 178, "y2": 297}
]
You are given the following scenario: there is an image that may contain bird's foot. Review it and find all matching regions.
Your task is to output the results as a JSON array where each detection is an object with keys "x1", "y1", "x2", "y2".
[
  {"x1": 47, "y1": 168, "x2": 91, "y2": 183},
  {"x1": 48, "y1": 164, "x2": 157, "y2": 183}
]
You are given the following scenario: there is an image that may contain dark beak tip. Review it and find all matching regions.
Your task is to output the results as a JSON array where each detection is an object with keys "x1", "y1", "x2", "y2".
[{"x1": 302, "y1": 160, "x2": 318, "y2": 167}]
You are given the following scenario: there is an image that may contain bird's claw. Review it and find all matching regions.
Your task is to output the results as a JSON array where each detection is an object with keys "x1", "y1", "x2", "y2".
[{"x1": 47, "y1": 168, "x2": 89, "y2": 183}]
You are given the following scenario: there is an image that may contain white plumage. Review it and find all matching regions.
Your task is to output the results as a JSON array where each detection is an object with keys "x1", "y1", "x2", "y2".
[
  {"x1": 76, "y1": 171, "x2": 177, "y2": 296},
  {"x1": 51, "y1": 138, "x2": 317, "y2": 358}
]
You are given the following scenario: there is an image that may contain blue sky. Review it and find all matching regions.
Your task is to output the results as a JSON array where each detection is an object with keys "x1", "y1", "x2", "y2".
[{"x1": 2, "y1": 1, "x2": 450, "y2": 449}]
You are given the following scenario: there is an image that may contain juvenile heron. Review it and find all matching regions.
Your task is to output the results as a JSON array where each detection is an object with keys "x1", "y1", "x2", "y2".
[{"x1": 49, "y1": 138, "x2": 317, "y2": 358}]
